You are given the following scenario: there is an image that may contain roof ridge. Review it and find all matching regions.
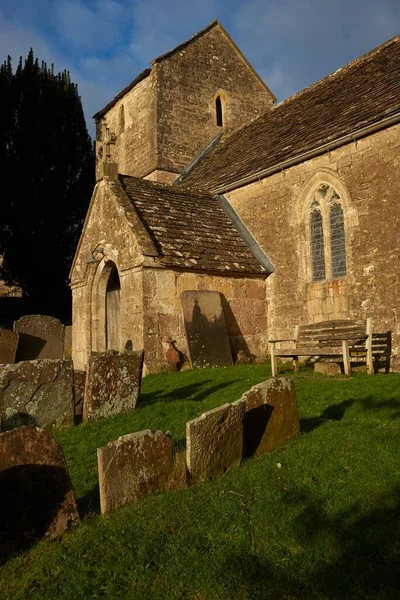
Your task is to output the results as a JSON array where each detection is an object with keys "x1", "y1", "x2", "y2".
[
  {"x1": 118, "y1": 173, "x2": 214, "y2": 198},
  {"x1": 150, "y1": 20, "x2": 218, "y2": 65},
  {"x1": 274, "y1": 34, "x2": 400, "y2": 111}
]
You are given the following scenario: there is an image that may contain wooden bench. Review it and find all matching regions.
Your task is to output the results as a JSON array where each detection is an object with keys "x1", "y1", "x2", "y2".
[{"x1": 269, "y1": 319, "x2": 374, "y2": 377}]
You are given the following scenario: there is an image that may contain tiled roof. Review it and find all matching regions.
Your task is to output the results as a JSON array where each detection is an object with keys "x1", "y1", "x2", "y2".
[
  {"x1": 182, "y1": 35, "x2": 400, "y2": 192},
  {"x1": 119, "y1": 175, "x2": 268, "y2": 275}
]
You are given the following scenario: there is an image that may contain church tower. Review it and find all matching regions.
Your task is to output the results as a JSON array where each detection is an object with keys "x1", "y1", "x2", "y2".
[{"x1": 94, "y1": 20, "x2": 276, "y2": 184}]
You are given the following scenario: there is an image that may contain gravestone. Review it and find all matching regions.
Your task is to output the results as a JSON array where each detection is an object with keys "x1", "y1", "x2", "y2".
[
  {"x1": 0, "y1": 426, "x2": 80, "y2": 564},
  {"x1": 0, "y1": 328, "x2": 19, "y2": 364},
  {"x1": 97, "y1": 429, "x2": 173, "y2": 514},
  {"x1": 314, "y1": 362, "x2": 341, "y2": 375},
  {"x1": 83, "y1": 350, "x2": 144, "y2": 422},
  {"x1": 241, "y1": 377, "x2": 299, "y2": 457},
  {"x1": 186, "y1": 399, "x2": 245, "y2": 480},
  {"x1": 0, "y1": 359, "x2": 74, "y2": 432},
  {"x1": 181, "y1": 290, "x2": 232, "y2": 368},
  {"x1": 14, "y1": 315, "x2": 65, "y2": 361}
]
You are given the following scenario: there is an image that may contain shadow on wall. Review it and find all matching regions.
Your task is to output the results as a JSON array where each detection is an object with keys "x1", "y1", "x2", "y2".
[
  {"x1": 0, "y1": 464, "x2": 71, "y2": 566},
  {"x1": 220, "y1": 294, "x2": 252, "y2": 361}
]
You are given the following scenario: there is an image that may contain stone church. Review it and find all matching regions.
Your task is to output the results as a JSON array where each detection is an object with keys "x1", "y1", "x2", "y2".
[{"x1": 70, "y1": 20, "x2": 400, "y2": 373}]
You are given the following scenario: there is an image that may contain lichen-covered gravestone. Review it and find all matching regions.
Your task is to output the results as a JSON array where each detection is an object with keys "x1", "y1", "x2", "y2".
[
  {"x1": 241, "y1": 377, "x2": 300, "y2": 456},
  {"x1": 0, "y1": 359, "x2": 74, "y2": 432},
  {"x1": 0, "y1": 328, "x2": 19, "y2": 364},
  {"x1": 97, "y1": 429, "x2": 173, "y2": 514},
  {"x1": 14, "y1": 315, "x2": 65, "y2": 361},
  {"x1": 83, "y1": 350, "x2": 144, "y2": 422},
  {"x1": 0, "y1": 426, "x2": 80, "y2": 564},
  {"x1": 186, "y1": 399, "x2": 245, "y2": 480}
]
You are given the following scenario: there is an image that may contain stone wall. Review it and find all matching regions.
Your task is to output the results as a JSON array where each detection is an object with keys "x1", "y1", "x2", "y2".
[
  {"x1": 154, "y1": 25, "x2": 274, "y2": 175},
  {"x1": 95, "y1": 72, "x2": 157, "y2": 179},
  {"x1": 143, "y1": 268, "x2": 268, "y2": 372},
  {"x1": 70, "y1": 180, "x2": 146, "y2": 371},
  {"x1": 226, "y1": 123, "x2": 400, "y2": 367}
]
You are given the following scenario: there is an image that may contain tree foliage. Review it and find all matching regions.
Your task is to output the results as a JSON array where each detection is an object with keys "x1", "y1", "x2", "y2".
[{"x1": 0, "y1": 50, "x2": 94, "y2": 321}]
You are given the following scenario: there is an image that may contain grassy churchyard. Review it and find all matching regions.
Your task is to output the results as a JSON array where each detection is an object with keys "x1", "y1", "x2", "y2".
[{"x1": 1, "y1": 363, "x2": 400, "y2": 600}]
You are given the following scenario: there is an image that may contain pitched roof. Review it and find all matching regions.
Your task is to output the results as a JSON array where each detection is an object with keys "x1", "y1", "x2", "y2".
[
  {"x1": 118, "y1": 175, "x2": 269, "y2": 275},
  {"x1": 150, "y1": 19, "x2": 275, "y2": 100},
  {"x1": 93, "y1": 69, "x2": 151, "y2": 120},
  {"x1": 182, "y1": 35, "x2": 400, "y2": 192}
]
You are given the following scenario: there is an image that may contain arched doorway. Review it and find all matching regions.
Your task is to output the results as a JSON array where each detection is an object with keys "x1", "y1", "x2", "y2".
[{"x1": 106, "y1": 263, "x2": 120, "y2": 350}]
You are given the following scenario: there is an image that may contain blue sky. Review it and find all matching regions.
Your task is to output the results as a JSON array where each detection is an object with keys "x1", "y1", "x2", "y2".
[{"x1": 1, "y1": 0, "x2": 399, "y2": 139}]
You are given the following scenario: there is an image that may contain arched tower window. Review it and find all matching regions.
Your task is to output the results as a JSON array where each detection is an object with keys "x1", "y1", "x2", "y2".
[
  {"x1": 307, "y1": 184, "x2": 347, "y2": 282},
  {"x1": 216, "y1": 96, "x2": 223, "y2": 127}
]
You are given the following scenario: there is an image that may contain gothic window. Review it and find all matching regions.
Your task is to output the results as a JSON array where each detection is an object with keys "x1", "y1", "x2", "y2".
[
  {"x1": 308, "y1": 184, "x2": 347, "y2": 282},
  {"x1": 216, "y1": 96, "x2": 223, "y2": 127},
  {"x1": 310, "y1": 200, "x2": 326, "y2": 281}
]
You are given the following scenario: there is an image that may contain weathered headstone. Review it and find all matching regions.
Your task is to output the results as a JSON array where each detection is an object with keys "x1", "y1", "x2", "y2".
[
  {"x1": 14, "y1": 315, "x2": 65, "y2": 361},
  {"x1": 0, "y1": 426, "x2": 80, "y2": 564},
  {"x1": 97, "y1": 429, "x2": 173, "y2": 514},
  {"x1": 83, "y1": 350, "x2": 144, "y2": 422},
  {"x1": 241, "y1": 377, "x2": 300, "y2": 457},
  {"x1": 0, "y1": 328, "x2": 19, "y2": 364},
  {"x1": 0, "y1": 360, "x2": 74, "y2": 432},
  {"x1": 181, "y1": 290, "x2": 232, "y2": 368},
  {"x1": 73, "y1": 370, "x2": 86, "y2": 423},
  {"x1": 186, "y1": 399, "x2": 245, "y2": 480}
]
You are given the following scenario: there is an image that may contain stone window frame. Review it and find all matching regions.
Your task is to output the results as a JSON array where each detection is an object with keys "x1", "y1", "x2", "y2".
[
  {"x1": 212, "y1": 89, "x2": 228, "y2": 128},
  {"x1": 297, "y1": 169, "x2": 356, "y2": 285}
]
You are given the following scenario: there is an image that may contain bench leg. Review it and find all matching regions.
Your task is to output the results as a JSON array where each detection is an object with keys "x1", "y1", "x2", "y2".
[
  {"x1": 342, "y1": 340, "x2": 351, "y2": 376},
  {"x1": 270, "y1": 343, "x2": 278, "y2": 377},
  {"x1": 293, "y1": 359, "x2": 299, "y2": 373},
  {"x1": 366, "y1": 317, "x2": 374, "y2": 375}
]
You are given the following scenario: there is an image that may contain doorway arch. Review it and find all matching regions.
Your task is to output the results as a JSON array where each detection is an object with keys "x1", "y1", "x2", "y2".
[{"x1": 91, "y1": 259, "x2": 121, "y2": 352}]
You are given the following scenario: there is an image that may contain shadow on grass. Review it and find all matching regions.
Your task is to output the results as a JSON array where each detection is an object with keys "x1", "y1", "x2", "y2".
[
  {"x1": 301, "y1": 398, "x2": 355, "y2": 433},
  {"x1": 358, "y1": 395, "x2": 400, "y2": 419},
  {"x1": 77, "y1": 483, "x2": 100, "y2": 517},
  {"x1": 222, "y1": 485, "x2": 400, "y2": 599},
  {"x1": 139, "y1": 380, "x2": 240, "y2": 405}
]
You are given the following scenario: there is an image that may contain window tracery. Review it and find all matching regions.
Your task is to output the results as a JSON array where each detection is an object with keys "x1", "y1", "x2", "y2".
[{"x1": 308, "y1": 184, "x2": 347, "y2": 282}]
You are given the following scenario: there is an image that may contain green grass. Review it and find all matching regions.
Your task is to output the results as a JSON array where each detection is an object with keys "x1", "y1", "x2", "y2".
[{"x1": 1, "y1": 365, "x2": 400, "y2": 600}]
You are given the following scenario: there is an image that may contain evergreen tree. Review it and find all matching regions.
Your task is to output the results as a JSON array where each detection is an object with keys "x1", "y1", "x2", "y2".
[{"x1": 0, "y1": 50, "x2": 94, "y2": 321}]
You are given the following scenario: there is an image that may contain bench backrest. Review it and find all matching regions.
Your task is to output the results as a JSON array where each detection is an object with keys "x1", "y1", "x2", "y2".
[{"x1": 296, "y1": 319, "x2": 370, "y2": 350}]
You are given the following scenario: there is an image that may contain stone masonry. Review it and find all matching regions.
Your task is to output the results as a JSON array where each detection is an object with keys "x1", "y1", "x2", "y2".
[
  {"x1": 0, "y1": 359, "x2": 74, "y2": 432},
  {"x1": 241, "y1": 377, "x2": 300, "y2": 456},
  {"x1": 186, "y1": 399, "x2": 245, "y2": 480},
  {"x1": 97, "y1": 429, "x2": 173, "y2": 514},
  {"x1": 83, "y1": 350, "x2": 144, "y2": 422},
  {"x1": 0, "y1": 426, "x2": 80, "y2": 563}
]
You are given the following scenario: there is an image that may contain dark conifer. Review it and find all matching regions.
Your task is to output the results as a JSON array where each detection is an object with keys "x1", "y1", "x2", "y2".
[{"x1": 0, "y1": 50, "x2": 95, "y2": 322}]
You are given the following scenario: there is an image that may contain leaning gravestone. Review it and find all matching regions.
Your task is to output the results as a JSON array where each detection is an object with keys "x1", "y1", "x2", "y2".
[
  {"x1": 14, "y1": 315, "x2": 65, "y2": 361},
  {"x1": 97, "y1": 429, "x2": 173, "y2": 514},
  {"x1": 241, "y1": 377, "x2": 300, "y2": 457},
  {"x1": 83, "y1": 350, "x2": 144, "y2": 423},
  {"x1": 0, "y1": 360, "x2": 74, "y2": 432},
  {"x1": 181, "y1": 290, "x2": 232, "y2": 368},
  {"x1": 0, "y1": 328, "x2": 19, "y2": 364},
  {"x1": 186, "y1": 399, "x2": 245, "y2": 480},
  {"x1": 0, "y1": 426, "x2": 80, "y2": 564}
]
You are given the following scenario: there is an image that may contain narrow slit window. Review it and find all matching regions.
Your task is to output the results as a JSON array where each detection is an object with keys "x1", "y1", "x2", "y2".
[
  {"x1": 216, "y1": 96, "x2": 223, "y2": 127},
  {"x1": 330, "y1": 202, "x2": 347, "y2": 278},
  {"x1": 310, "y1": 207, "x2": 326, "y2": 282}
]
